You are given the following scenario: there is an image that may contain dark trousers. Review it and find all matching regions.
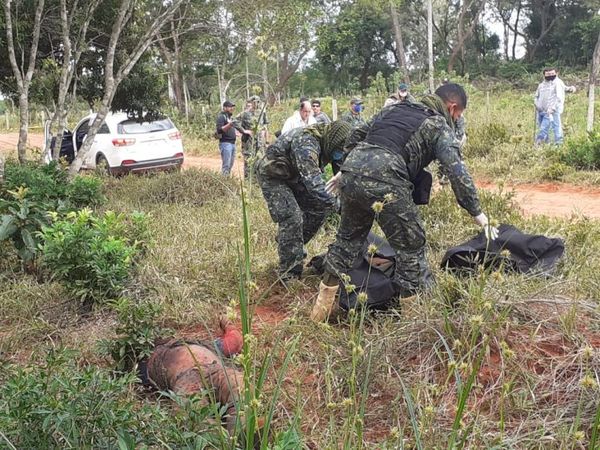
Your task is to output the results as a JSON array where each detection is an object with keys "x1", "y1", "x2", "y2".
[{"x1": 324, "y1": 173, "x2": 433, "y2": 295}]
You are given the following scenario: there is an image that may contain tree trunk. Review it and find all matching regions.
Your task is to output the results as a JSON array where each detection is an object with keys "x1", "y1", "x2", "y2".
[
  {"x1": 503, "y1": 23, "x2": 509, "y2": 60},
  {"x1": 448, "y1": 0, "x2": 485, "y2": 73},
  {"x1": 68, "y1": 0, "x2": 184, "y2": 177},
  {"x1": 512, "y1": 2, "x2": 521, "y2": 60},
  {"x1": 245, "y1": 55, "x2": 250, "y2": 100},
  {"x1": 262, "y1": 58, "x2": 269, "y2": 102},
  {"x1": 17, "y1": 93, "x2": 29, "y2": 163},
  {"x1": 587, "y1": 31, "x2": 600, "y2": 132},
  {"x1": 390, "y1": 1, "x2": 410, "y2": 83},
  {"x1": 427, "y1": 0, "x2": 434, "y2": 92},
  {"x1": 3, "y1": 0, "x2": 45, "y2": 163}
]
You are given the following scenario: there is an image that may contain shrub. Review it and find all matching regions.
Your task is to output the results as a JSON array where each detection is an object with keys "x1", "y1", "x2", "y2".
[
  {"x1": 65, "y1": 175, "x2": 105, "y2": 208},
  {"x1": 0, "y1": 186, "x2": 50, "y2": 266},
  {"x1": 100, "y1": 297, "x2": 170, "y2": 373},
  {"x1": 0, "y1": 348, "x2": 225, "y2": 448},
  {"x1": 2, "y1": 159, "x2": 104, "y2": 210},
  {"x1": 559, "y1": 131, "x2": 600, "y2": 170},
  {"x1": 3, "y1": 160, "x2": 68, "y2": 205},
  {"x1": 464, "y1": 122, "x2": 510, "y2": 158},
  {"x1": 539, "y1": 162, "x2": 570, "y2": 181},
  {"x1": 40, "y1": 209, "x2": 147, "y2": 303}
]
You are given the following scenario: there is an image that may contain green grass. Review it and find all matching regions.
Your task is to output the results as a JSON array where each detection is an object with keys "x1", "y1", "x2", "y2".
[
  {"x1": 1, "y1": 166, "x2": 599, "y2": 448},
  {"x1": 2, "y1": 81, "x2": 600, "y2": 447}
]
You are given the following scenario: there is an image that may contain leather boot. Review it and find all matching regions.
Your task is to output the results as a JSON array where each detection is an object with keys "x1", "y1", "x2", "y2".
[{"x1": 311, "y1": 282, "x2": 339, "y2": 322}]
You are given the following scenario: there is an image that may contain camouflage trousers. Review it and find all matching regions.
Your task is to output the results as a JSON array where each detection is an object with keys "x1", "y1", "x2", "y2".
[
  {"x1": 258, "y1": 175, "x2": 333, "y2": 277},
  {"x1": 242, "y1": 140, "x2": 253, "y2": 179},
  {"x1": 324, "y1": 172, "x2": 434, "y2": 295}
]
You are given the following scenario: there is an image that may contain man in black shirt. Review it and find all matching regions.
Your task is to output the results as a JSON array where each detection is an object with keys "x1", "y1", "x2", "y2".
[{"x1": 215, "y1": 100, "x2": 252, "y2": 176}]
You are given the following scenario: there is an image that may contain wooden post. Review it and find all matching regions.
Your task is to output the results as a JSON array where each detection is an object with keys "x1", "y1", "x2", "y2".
[
  {"x1": 332, "y1": 98, "x2": 338, "y2": 121},
  {"x1": 427, "y1": 0, "x2": 434, "y2": 93},
  {"x1": 587, "y1": 31, "x2": 600, "y2": 132}
]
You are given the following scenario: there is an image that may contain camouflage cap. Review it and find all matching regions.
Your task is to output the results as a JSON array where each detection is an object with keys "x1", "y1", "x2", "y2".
[
  {"x1": 350, "y1": 97, "x2": 363, "y2": 105},
  {"x1": 325, "y1": 120, "x2": 352, "y2": 154}
]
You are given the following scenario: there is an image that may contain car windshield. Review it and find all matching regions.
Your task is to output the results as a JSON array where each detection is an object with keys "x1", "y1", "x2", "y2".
[{"x1": 118, "y1": 118, "x2": 174, "y2": 134}]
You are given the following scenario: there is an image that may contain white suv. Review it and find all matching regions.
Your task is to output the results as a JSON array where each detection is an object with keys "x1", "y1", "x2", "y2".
[{"x1": 45, "y1": 112, "x2": 184, "y2": 174}]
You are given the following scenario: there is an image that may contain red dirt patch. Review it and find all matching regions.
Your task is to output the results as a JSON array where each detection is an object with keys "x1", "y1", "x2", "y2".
[{"x1": 477, "y1": 180, "x2": 600, "y2": 219}]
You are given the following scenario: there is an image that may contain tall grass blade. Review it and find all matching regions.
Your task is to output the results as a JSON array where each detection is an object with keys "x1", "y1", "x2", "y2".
[
  {"x1": 398, "y1": 375, "x2": 424, "y2": 450},
  {"x1": 447, "y1": 338, "x2": 488, "y2": 450}
]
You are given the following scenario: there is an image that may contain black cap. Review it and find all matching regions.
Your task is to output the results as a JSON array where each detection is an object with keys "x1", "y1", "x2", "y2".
[{"x1": 223, "y1": 100, "x2": 235, "y2": 107}]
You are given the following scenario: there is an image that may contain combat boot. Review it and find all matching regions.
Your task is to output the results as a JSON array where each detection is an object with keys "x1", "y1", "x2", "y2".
[{"x1": 311, "y1": 282, "x2": 339, "y2": 322}]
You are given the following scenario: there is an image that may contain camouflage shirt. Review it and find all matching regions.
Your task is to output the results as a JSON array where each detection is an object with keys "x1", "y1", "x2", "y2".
[
  {"x1": 238, "y1": 110, "x2": 268, "y2": 142},
  {"x1": 343, "y1": 103, "x2": 481, "y2": 216},
  {"x1": 340, "y1": 111, "x2": 367, "y2": 128},
  {"x1": 257, "y1": 127, "x2": 334, "y2": 207}
]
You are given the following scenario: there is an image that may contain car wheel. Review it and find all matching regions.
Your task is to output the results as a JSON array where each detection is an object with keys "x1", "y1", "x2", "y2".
[{"x1": 96, "y1": 155, "x2": 111, "y2": 175}]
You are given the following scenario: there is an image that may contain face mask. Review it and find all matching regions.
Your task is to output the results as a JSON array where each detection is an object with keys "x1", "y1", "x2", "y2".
[
  {"x1": 331, "y1": 150, "x2": 344, "y2": 162},
  {"x1": 353, "y1": 104, "x2": 363, "y2": 113},
  {"x1": 545, "y1": 75, "x2": 556, "y2": 81}
]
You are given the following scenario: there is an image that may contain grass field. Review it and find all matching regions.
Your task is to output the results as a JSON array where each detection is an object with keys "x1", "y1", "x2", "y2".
[
  {"x1": 1, "y1": 163, "x2": 599, "y2": 448},
  {"x1": 1, "y1": 82, "x2": 600, "y2": 448}
]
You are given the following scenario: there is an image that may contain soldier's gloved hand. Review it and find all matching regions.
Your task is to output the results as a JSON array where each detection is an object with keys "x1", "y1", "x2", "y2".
[
  {"x1": 326, "y1": 172, "x2": 342, "y2": 196},
  {"x1": 473, "y1": 213, "x2": 499, "y2": 240}
]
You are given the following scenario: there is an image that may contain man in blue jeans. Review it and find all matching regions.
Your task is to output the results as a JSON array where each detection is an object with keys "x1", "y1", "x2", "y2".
[
  {"x1": 534, "y1": 68, "x2": 566, "y2": 145},
  {"x1": 216, "y1": 100, "x2": 252, "y2": 175}
]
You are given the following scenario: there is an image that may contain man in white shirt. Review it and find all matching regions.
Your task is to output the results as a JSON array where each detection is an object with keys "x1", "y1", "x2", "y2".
[
  {"x1": 281, "y1": 100, "x2": 316, "y2": 134},
  {"x1": 534, "y1": 67, "x2": 565, "y2": 145}
]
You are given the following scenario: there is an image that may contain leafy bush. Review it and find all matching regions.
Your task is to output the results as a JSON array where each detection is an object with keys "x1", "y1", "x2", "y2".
[
  {"x1": 0, "y1": 348, "x2": 226, "y2": 448},
  {"x1": 0, "y1": 186, "x2": 50, "y2": 266},
  {"x1": 559, "y1": 131, "x2": 600, "y2": 170},
  {"x1": 2, "y1": 159, "x2": 104, "y2": 210},
  {"x1": 464, "y1": 122, "x2": 510, "y2": 158},
  {"x1": 539, "y1": 161, "x2": 571, "y2": 181},
  {"x1": 65, "y1": 175, "x2": 105, "y2": 208},
  {"x1": 100, "y1": 297, "x2": 170, "y2": 372},
  {"x1": 40, "y1": 209, "x2": 147, "y2": 303}
]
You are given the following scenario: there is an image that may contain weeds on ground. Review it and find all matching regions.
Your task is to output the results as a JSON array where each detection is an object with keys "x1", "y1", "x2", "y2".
[
  {"x1": 39, "y1": 209, "x2": 148, "y2": 304},
  {"x1": 2, "y1": 168, "x2": 600, "y2": 448}
]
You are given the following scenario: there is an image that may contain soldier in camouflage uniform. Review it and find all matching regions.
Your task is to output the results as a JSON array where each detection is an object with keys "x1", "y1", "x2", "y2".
[
  {"x1": 238, "y1": 96, "x2": 268, "y2": 178},
  {"x1": 255, "y1": 121, "x2": 352, "y2": 281},
  {"x1": 340, "y1": 98, "x2": 367, "y2": 128},
  {"x1": 311, "y1": 84, "x2": 497, "y2": 321}
]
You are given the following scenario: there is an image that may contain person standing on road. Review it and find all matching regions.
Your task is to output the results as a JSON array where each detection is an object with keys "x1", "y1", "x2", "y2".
[
  {"x1": 311, "y1": 100, "x2": 331, "y2": 124},
  {"x1": 340, "y1": 98, "x2": 367, "y2": 128},
  {"x1": 216, "y1": 100, "x2": 252, "y2": 176},
  {"x1": 255, "y1": 121, "x2": 352, "y2": 281},
  {"x1": 534, "y1": 68, "x2": 566, "y2": 146},
  {"x1": 311, "y1": 83, "x2": 498, "y2": 322}
]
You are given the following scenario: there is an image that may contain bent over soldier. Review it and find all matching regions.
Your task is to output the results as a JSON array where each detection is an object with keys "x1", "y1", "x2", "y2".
[
  {"x1": 311, "y1": 84, "x2": 497, "y2": 321},
  {"x1": 255, "y1": 121, "x2": 352, "y2": 281}
]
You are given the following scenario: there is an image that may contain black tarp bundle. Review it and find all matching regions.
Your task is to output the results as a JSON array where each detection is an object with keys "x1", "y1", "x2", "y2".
[
  {"x1": 440, "y1": 224, "x2": 565, "y2": 275},
  {"x1": 310, "y1": 225, "x2": 565, "y2": 312}
]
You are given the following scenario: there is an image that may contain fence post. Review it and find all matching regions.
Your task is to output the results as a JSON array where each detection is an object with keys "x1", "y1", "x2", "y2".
[{"x1": 332, "y1": 98, "x2": 338, "y2": 121}]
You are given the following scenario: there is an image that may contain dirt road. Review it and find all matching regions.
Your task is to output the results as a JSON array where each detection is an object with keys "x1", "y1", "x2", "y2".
[
  {"x1": 184, "y1": 155, "x2": 600, "y2": 219},
  {"x1": 2, "y1": 132, "x2": 599, "y2": 219}
]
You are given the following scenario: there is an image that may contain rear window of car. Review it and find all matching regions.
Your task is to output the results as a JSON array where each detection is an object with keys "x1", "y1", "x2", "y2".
[{"x1": 117, "y1": 118, "x2": 174, "y2": 134}]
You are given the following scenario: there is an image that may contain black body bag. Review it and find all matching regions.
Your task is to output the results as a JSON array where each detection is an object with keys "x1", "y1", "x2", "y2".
[
  {"x1": 309, "y1": 232, "x2": 400, "y2": 311},
  {"x1": 441, "y1": 224, "x2": 565, "y2": 275}
]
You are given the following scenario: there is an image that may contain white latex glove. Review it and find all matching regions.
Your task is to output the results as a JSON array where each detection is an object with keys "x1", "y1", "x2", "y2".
[
  {"x1": 326, "y1": 172, "x2": 342, "y2": 196},
  {"x1": 473, "y1": 213, "x2": 499, "y2": 240}
]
